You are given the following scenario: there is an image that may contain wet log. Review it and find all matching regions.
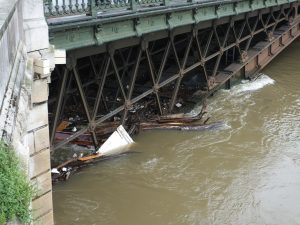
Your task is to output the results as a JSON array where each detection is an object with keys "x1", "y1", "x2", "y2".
[
  {"x1": 152, "y1": 102, "x2": 208, "y2": 124},
  {"x1": 139, "y1": 121, "x2": 225, "y2": 131},
  {"x1": 78, "y1": 153, "x2": 102, "y2": 162},
  {"x1": 157, "y1": 112, "x2": 207, "y2": 124},
  {"x1": 159, "y1": 113, "x2": 185, "y2": 120}
]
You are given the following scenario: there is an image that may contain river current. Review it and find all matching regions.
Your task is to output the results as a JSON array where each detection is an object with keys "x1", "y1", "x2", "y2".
[{"x1": 53, "y1": 39, "x2": 300, "y2": 225}]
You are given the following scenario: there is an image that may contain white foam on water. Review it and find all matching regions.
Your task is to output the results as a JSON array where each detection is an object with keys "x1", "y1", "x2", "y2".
[
  {"x1": 188, "y1": 74, "x2": 275, "y2": 117},
  {"x1": 231, "y1": 74, "x2": 275, "y2": 94},
  {"x1": 142, "y1": 157, "x2": 160, "y2": 170},
  {"x1": 219, "y1": 122, "x2": 232, "y2": 131}
]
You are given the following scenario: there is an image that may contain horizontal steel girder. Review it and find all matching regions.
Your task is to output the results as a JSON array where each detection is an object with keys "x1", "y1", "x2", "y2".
[{"x1": 48, "y1": 1, "x2": 300, "y2": 50}]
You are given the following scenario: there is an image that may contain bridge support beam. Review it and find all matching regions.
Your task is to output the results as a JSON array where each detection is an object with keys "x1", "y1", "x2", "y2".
[{"x1": 49, "y1": 3, "x2": 300, "y2": 151}]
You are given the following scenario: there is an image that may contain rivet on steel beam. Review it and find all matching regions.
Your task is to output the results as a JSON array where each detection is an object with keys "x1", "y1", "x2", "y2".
[
  {"x1": 125, "y1": 100, "x2": 132, "y2": 109},
  {"x1": 153, "y1": 84, "x2": 159, "y2": 94},
  {"x1": 219, "y1": 47, "x2": 224, "y2": 55},
  {"x1": 179, "y1": 71, "x2": 184, "y2": 78},
  {"x1": 200, "y1": 59, "x2": 205, "y2": 66},
  {"x1": 88, "y1": 122, "x2": 96, "y2": 131}
]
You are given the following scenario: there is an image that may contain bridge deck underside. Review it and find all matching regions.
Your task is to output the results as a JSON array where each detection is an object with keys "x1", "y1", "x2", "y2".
[{"x1": 48, "y1": 4, "x2": 299, "y2": 151}]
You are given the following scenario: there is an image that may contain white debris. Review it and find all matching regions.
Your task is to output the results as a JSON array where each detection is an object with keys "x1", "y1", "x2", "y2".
[
  {"x1": 176, "y1": 103, "x2": 182, "y2": 108},
  {"x1": 113, "y1": 116, "x2": 120, "y2": 121},
  {"x1": 72, "y1": 127, "x2": 77, "y2": 132},
  {"x1": 51, "y1": 168, "x2": 60, "y2": 174},
  {"x1": 97, "y1": 125, "x2": 134, "y2": 155},
  {"x1": 62, "y1": 167, "x2": 67, "y2": 172}
]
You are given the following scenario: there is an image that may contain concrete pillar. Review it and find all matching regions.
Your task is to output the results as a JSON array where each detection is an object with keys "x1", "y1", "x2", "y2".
[
  {"x1": 26, "y1": 55, "x2": 54, "y2": 225},
  {"x1": 0, "y1": 0, "x2": 56, "y2": 224},
  {"x1": 23, "y1": 0, "x2": 49, "y2": 52},
  {"x1": 22, "y1": 0, "x2": 54, "y2": 224}
]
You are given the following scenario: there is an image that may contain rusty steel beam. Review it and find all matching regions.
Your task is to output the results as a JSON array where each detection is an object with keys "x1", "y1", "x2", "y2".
[
  {"x1": 50, "y1": 68, "x2": 69, "y2": 146},
  {"x1": 121, "y1": 47, "x2": 143, "y2": 124}
]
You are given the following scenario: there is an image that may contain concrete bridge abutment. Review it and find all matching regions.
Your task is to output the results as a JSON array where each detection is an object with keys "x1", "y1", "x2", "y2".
[{"x1": 0, "y1": 0, "x2": 64, "y2": 224}]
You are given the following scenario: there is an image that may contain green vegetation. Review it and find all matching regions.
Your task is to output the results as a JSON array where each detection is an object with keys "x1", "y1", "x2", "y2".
[{"x1": 0, "y1": 141, "x2": 32, "y2": 225}]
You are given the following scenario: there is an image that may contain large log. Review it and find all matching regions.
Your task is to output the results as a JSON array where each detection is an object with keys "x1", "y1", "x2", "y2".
[{"x1": 140, "y1": 121, "x2": 225, "y2": 131}]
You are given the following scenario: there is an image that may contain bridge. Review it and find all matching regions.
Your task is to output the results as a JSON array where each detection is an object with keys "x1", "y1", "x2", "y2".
[{"x1": 0, "y1": 0, "x2": 299, "y2": 224}]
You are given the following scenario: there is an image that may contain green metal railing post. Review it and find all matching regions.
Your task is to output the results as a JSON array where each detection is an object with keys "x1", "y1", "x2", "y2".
[
  {"x1": 46, "y1": 0, "x2": 53, "y2": 16},
  {"x1": 130, "y1": 0, "x2": 137, "y2": 11},
  {"x1": 89, "y1": 0, "x2": 97, "y2": 17},
  {"x1": 163, "y1": 0, "x2": 169, "y2": 6}
]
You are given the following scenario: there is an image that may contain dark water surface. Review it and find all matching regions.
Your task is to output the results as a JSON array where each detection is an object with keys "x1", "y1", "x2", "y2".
[{"x1": 53, "y1": 39, "x2": 300, "y2": 225}]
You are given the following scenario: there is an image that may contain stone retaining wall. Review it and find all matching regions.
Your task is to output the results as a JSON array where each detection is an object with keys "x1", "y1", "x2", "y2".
[{"x1": 0, "y1": 0, "x2": 56, "y2": 224}]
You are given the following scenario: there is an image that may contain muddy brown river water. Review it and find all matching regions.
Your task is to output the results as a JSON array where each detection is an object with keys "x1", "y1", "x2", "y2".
[{"x1": 53, "y1": 39, "x2": 300, "y2": 225}]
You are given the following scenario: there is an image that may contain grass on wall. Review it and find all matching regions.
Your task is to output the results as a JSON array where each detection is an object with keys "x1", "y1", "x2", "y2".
[{"x1": 0, "y1": 141, "x2": 32, "y2": 225}]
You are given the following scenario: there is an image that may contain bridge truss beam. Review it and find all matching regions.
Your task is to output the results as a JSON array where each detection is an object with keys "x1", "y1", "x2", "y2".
[{"x1": 49, "y1": 4, "x2": 300, "y2": 151}]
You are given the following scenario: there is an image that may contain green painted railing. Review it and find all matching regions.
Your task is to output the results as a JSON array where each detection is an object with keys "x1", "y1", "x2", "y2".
[
  {"x1": 44, "y1": 0, "x2": 298, "y2": 19},
  {"x1": 46, "y1": 0, "x2": 298, "y2": 49},
  {"x1": 44, "y1": 0, "x2": 91, "y2": 17},
  {"x1": 44, "y1": 0, "x2": 167, "y2": 17}
]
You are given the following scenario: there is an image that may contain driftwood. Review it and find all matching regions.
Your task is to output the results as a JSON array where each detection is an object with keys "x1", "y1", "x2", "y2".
[
  {"x1": 55, "y1": 121, "x2": 120, "y2": 147},
  {"x1": 51, "y1": 152, "x2": 139, "y2": 183},
  {"x1": 139, "y1": 103, "x2": 214, "y2": 131},
  {"x1": 139, "y1": 121, "x2": 225, "y2": 131},
  {"x1": 156, "y1": 112, "x2": 207, "y2": 124},
  {"x1": 52, "y1": 154, "x2": 103, "y2": 183},
  {"x1": 51, "y1": 100, "x2": 221, "y2": 183},
  {"x1": 52, "y1": 125, "x2": 135, "y2": 183}
]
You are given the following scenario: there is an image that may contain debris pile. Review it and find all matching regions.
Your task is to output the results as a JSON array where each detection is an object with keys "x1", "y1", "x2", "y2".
[
  {"x1": 51, "y1": 100, "x2": 225, "y2": 183},
  {"x1": 52, "y1": 125, "x2": 134, "y2": 182}
]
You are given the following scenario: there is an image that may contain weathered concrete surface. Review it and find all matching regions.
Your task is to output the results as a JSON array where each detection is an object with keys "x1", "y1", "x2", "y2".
[{"x1": 0, "y1": 0, "x2": 56, "y2": 224}]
